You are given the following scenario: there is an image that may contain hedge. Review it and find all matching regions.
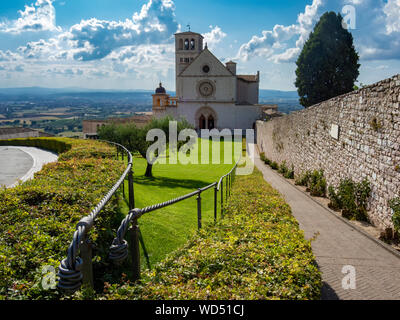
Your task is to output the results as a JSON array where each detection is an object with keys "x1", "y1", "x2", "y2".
[
  {"x1": 0, "y1": 137, "x2": 72, "y2": 154},
  {"x1": 99, "y1": 168, "x2": 322, "y2": 300},
  {"x1": 0, "y1": 138, "x2": 125, "y2": 299}
]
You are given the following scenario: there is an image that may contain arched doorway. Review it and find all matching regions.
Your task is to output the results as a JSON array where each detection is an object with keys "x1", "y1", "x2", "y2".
[
  {"x1": 199, "y1": 115, "x2": 206, "y2": 130},
  {"x1": 208, "y1": 115, "x2": 215, "y2": 130},
  {"x1": 195, "y1": 107, "x2": 218, "y2": 131}
]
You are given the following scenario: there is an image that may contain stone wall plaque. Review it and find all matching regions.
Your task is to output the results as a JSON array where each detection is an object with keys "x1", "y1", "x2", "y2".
[{"x1": 330, "y1": 124, "x2": 340, "y2": 140}]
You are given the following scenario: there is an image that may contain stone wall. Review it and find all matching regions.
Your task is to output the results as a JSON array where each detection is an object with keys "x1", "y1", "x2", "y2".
[
  {"x1": 257, "y1": 74, "x2": 400, "y2": 230},
  {"x1": 0, "y1": 128, "x2": 40, "y2": 140},
  {"x1": 82, "y1": 116, "x2": 152, "y2": 138}
]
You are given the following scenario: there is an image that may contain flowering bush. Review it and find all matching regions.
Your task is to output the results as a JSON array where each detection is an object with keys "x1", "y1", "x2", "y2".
[{"x1": 0, "y1": 138, "x2": 124, "y2": 299}]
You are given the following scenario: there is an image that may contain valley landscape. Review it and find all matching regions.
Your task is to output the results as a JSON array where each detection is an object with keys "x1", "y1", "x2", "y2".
[{"x1": 0, "y1": 87, "x2": 302, "y2": 137}]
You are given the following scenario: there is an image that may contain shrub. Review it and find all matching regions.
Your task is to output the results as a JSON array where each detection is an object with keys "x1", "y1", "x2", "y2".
[
  {"x1": 295, "y1": 171, "x2": 311, "y2": 187},
  {"x1": 370, "y1": 117, "x2": 382, "y2": 132},
  {"x1": 308, "y1": 170, "x2": 327, "y2": 197},
  {"x1": 328, "y1": 178, "x2": 371, "y2": 221},
  {"x1": 99, "y1": 169, "x2": 322, "y2": 300},
  {"x1": 259, "y1": 152, "x2": 272, "y2": 166},
  {"x1": 328, "y1": 186, "x2": 341, "y2": 211},
  {"x1": 294, "y1": 170, "x2": 326, "y2": 197},
  {"x1": 0, "y1": 138, "x2": 125, "y2": 299},
  {"x1": 270, "y1": 161, "x2": 279, "y2": 170},
  {"x1": 284, "y1": 166, "x2": 295, "y2": 180},
  {"x1": 389, "y1": 198, "x2": 400, "y2": 233},
  {"x1": 278, "y1": 161, "x2": 288, "y2": 175}
]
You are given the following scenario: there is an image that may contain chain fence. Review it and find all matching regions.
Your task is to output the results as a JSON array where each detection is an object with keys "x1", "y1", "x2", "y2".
[{"x1": 57, "y1": 142, "x2": 241, "y2": 292}]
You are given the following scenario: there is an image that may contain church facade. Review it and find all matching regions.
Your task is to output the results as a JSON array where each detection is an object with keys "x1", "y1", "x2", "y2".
[{"x1": 152, "y1": 31, "x2": 276, "y2": 131}]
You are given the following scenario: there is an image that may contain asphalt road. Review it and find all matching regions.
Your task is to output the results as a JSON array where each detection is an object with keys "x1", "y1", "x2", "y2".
[
  {"x1": 0, "y1": 146, "x2": 58, "y2": 188},
  {"x1": 0, "y1": 147, "x2": 34, "y2": 187}
]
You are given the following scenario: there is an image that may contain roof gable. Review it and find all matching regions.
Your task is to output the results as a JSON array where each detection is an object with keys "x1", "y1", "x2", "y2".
[
  {"x1": 179, "y1": 48, "x2": 234, "y2": 77},
  {"x1": 237, "y1": 75, "x2": 258, "y2": 83}
]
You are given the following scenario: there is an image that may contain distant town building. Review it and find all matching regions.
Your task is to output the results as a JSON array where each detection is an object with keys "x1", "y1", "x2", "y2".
[
  {"x1": 0, "y1": 127, "x2": 54, "y2": 140},
  {"x1": 82, "y1": 114, "x2": 152, "y2": 139}
]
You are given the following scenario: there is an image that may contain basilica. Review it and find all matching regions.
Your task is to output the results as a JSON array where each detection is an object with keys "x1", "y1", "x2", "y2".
[
  {"x1": 152, "y1": 30, "x2": 276, "y2": 131},
  {"x1": 83, "y1": 30, "x2": 276, "y2": 139}
]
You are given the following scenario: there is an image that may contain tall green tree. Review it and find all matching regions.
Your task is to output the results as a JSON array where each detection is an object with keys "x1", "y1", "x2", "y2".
[
  {"x1": 295, "y1": 12, "x2": 360, "y2": 108},
  {"x1": 98, "y1": 116, "x2": 193, "y2": 177}
]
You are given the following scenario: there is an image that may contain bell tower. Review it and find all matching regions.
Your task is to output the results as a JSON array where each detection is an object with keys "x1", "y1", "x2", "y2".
[{"x1": 175, "y1": 31, "x2": 204, "y2": 96}]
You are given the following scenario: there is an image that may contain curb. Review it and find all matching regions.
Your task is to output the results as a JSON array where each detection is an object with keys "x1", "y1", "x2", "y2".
[
  {"x1": 253, "y1": 151, "x2": 400, "y2": 261},
  {"x1": 3, "y1": 146, "x2": 58, "y2": 188}
]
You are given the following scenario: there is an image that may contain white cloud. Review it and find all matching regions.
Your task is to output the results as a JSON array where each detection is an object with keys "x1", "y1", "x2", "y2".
[
  {"x1": 4, "y1": 0, "x2": 179, "y2": 84},
  {"x1": 106, "y1": 44, "x2": 175, "y2": 78},
  {"x1": 1, "y1": 0, "x2": 399, "y2": 88},
  {"x1": 0, "y1": 0, "x2": 61, "y2": 34},
  {"x1": 15, "y1": 65, "x2": 25, "y2": 72},
  {"x1": 350, "y1": 0, "x2": 400, "y2": 60},
  {"x1": 203, "y1": 25, "x2": 227, "y2": 49},
  {"x1": 0, "y1": 50, "x2": 21, "y2": 62},
  {"x1": 63, "y1": 0, "x2": 179, "y2": 61},
  {"x1": 18, "y1": 38, "x2": 62, "y2": 60},
  {"x1": 236, "y1": 0, "x2": 400, "y2": 63},
  {"x1": 236, "y1": 0, "x2": 322, "y2": 63},
  {"x1": 384, "y1": 0, "x2": 400, "y2": 34}
]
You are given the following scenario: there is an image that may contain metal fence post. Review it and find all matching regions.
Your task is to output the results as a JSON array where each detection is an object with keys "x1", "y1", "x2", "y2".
[
  {"x1": 122, "y1": 175, "x2": 125, "y2": 197},
  {"x1": 226, "y1": 176, "x2": 228, "y2": 200},
  {"x1": 221, "y1": 182, "x2": 224, "y2": 218},
  {"x1": 80, "y1": 234, "x2": 94, "y2": 289},
  {"x1": 129, "y1": 219, "x2": 141, "y2": 282},
  {"x1": 214, "y1": 184, "x2": 218, "y2": 223},
  {"x1": 228, "y1": 174, "x2": 231, "y2": 197},
  {"x1": 128, "y1": 168, "x2": 135, "y2": 210},
  {"x1": 197, "y1": 190, "x2": 202, "y2": 230}
]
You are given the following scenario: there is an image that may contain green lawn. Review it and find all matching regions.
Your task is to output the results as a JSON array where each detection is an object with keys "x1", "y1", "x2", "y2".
[
  {"x1": 101, "y1": 167, "x2": 322, "y2": 300},
  {"x1": 120, "y1": 138, "x2": 242, "y2": 269}
]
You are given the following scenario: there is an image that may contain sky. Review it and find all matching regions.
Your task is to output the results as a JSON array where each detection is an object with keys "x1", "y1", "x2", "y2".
[{"x1": 0, "y1": 0, "x2": 399, "y2": 91}]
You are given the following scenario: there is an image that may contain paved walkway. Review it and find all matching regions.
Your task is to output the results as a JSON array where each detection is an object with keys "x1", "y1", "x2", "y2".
[
  {"x1": 0, "y1": 146, "x2": 58, "y2": 188},
  {"x1": 253, "y1": 150, "x2": 400, "y2": 300}
]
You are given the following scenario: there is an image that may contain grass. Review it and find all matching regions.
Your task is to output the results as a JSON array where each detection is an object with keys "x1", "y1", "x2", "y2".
[
  {"x1": 98, "y1": 167, "x2": 322, "y2": 300},
  {"x1": 120, "y1": 138, "x2": 242, "y2": 269}
]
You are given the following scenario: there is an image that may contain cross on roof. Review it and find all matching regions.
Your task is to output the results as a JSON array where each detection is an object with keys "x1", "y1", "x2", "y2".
[{"x1": 187, "y1": 24, "x2": 191, "y2": 32}]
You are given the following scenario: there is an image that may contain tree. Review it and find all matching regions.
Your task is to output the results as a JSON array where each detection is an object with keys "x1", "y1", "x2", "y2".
[
  {"x1": 295, "y1": 12, "x2": 360, "y2": 108},
  {"x1": 98, "y1": 116, "x2": 193, "y2": 177}
]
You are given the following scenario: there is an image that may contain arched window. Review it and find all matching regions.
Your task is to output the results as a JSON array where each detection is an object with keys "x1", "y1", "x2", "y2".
[
  {"x1": 179, "y1": 39, "x2": 183, "y2": 50},
  {"x1": 157, "y1": 99, "x2": 161, "y2": 106},
  {"x1": 184, "y1": 39, "x2": 189, "y2": 50},
  {"x1": 199, "y1": 115, "x2": 206, "y2": 130},
  {"x1": 190, "y1": 39, "x2": 195, "y2": 50},
  {"x1": 208, "y1": 115, "x2": 215, "y2": 130}
]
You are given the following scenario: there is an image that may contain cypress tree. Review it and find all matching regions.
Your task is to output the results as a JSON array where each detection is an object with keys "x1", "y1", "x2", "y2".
[{"x1": 295, "y1": 12, "x2": 360, "y2": 108}]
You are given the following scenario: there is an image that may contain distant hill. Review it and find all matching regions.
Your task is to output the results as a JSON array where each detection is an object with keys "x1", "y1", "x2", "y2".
[
  {"x1": 259, "y1": 89, "x2": 299, "y2": 100},
  {"x1": 0, "y1": 87, "x2": 303, "y2": 114},
  {"x1": 259, "y1": 89, "x2": 303, "y2": 114},
  {"x1": 0, "y1": 87, "x2": 154, "y2": 95}
]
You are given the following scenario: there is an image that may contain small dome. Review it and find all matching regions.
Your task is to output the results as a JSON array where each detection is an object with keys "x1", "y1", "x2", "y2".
[{"x1": 155, "y1": 82, "x2": 166, "y2": 94}]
